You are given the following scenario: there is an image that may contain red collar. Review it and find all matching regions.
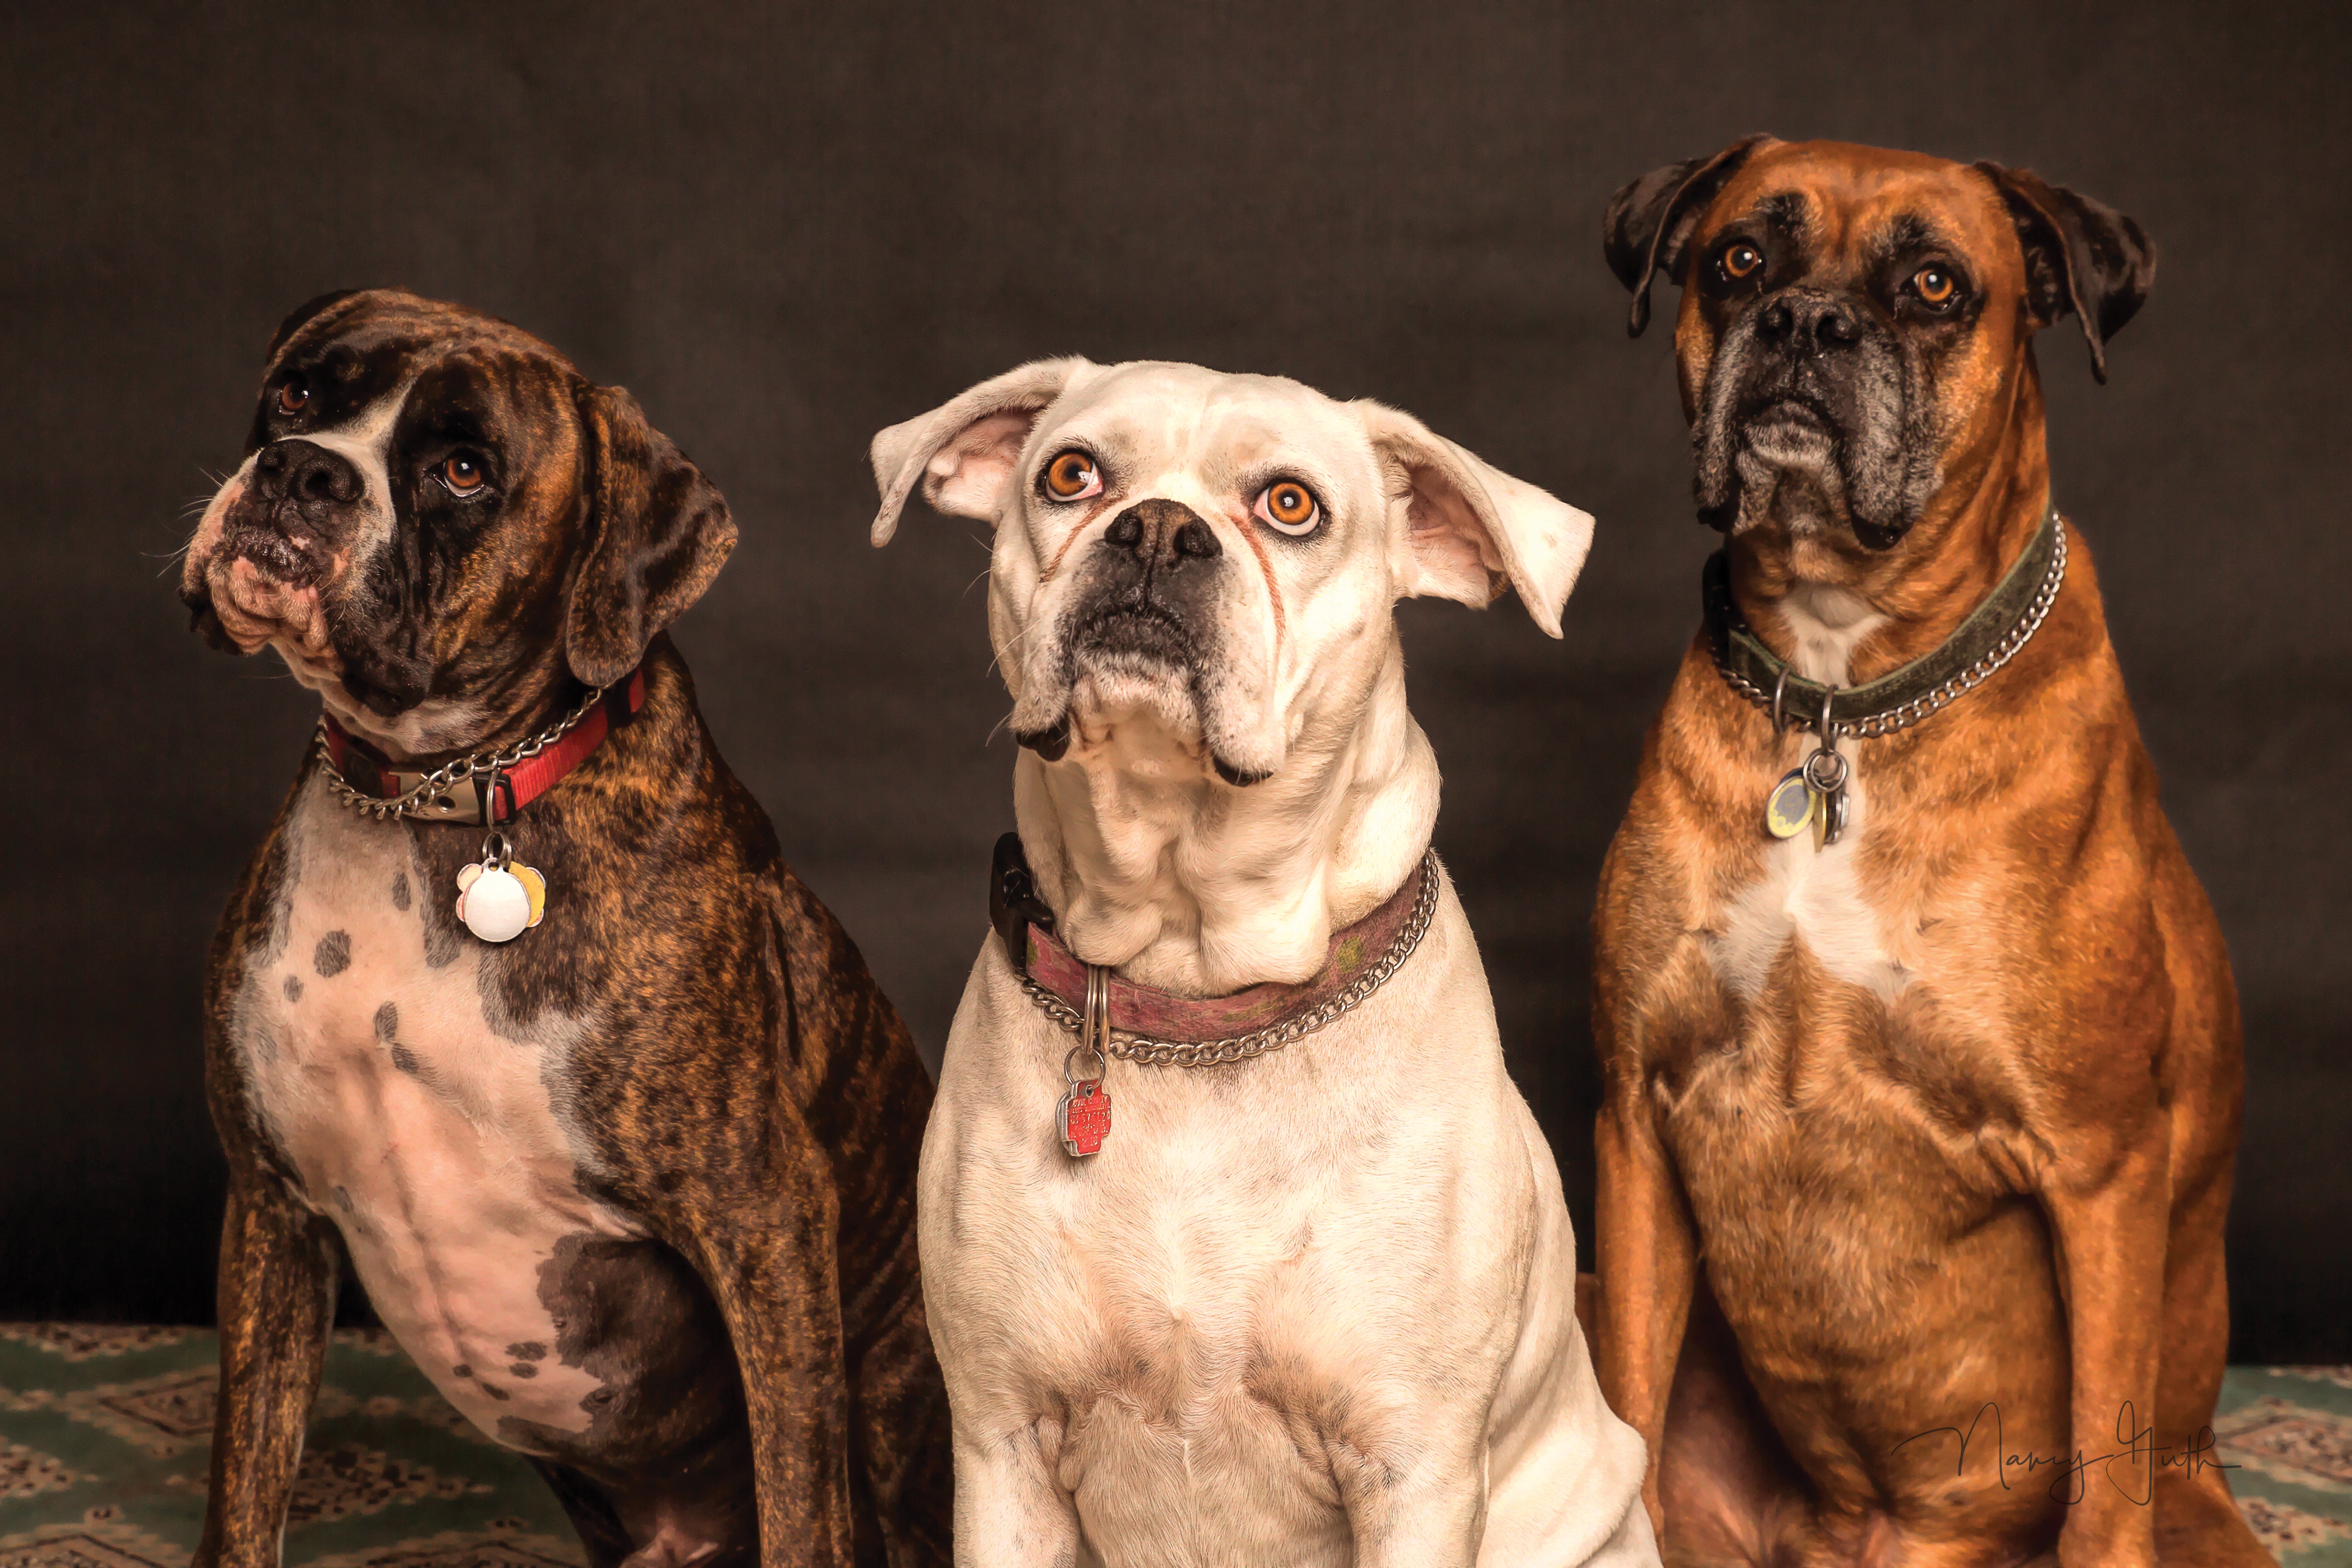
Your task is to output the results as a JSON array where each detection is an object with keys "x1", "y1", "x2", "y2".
[{"x1": 320, "y1": 666, "x2": 647, "y2": 826}]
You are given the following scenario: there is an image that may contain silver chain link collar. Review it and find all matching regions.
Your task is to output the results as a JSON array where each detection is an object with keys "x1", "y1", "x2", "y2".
[
  {"x1": 311, "y1": 683, "x2": 608, "y2": 822},
  {"x1": 1014, "y1": 848, "x2": 1443, "y2": 1069},
  {"x1": 1711, "y1": 523, "x2": 2068, "y2": 740}
]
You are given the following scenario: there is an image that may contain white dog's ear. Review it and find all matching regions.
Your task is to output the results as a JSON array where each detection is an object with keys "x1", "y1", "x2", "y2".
[
  {"x1": 1360, "y1": 402, "x2": 1595, "y2": 639},
  {"x1": 868, "y1": 358, "x2": 1092, "y2": 545}
]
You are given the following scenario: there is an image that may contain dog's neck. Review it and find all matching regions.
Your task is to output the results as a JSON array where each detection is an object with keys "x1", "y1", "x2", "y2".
[
  {"x1": 1728, "y1": 361, "x2": 2055, "y2": 689},
  {"x1": 297, "y1": 644, "x2": 587, "y2": 771},
  {"x1": 1012, "y1": 640, "x2": 1437, "y2": 998}
]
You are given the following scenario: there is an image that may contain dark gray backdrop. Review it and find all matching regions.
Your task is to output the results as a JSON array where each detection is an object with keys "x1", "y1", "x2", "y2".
[{"x1": 5, "y1": 1, "x2": 2345, "y2": 1359}]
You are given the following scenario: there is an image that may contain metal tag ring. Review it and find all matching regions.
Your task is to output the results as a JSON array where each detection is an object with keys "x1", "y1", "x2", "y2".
[{"x1": 1802, "y1": 748, "x2": 1849, "y2": 794}]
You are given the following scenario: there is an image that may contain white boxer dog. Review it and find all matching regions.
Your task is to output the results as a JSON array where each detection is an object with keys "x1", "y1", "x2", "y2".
[{"x1": 869, "y1": 359, "x2": 1657, "y2": 1568}]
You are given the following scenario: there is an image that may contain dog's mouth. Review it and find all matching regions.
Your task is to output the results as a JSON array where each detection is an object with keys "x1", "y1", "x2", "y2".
[
  {"x1": 1738, "y1": 395, "x2": 1838, "y2": 454},
  {"x1": 1069, "y1": 600, "x2": 1196, "y2": 670},
  {"x1": 1011, "y1": 600, "x2": 1271, "y2": 786},
  {"x1": 1695, "y1": 310, "x2": 1934, "y2": 550},
  {"x1": 222, "y1": 517, "x2": 329, "y2": 587},
  {"x1": 187, "y1": 513, "x2": 346, "y2": 668}
]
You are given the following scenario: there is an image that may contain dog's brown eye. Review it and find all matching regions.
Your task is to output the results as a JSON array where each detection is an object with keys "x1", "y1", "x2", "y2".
[
  {"x1": 277, "y1": 378, "x2": 310, "y2": 415},
  {"x1": 1042, "y1": 450, "x2": 1101, "y2": 501},
  {"x1": 1721, "y1": 243, "x2": 1764, "y2": 281},
  {"x1": 1914, "y1": 266, "x2": 1958, "y2": 306},
  {"x1": 440, "y1": 453, "x2": 487, "y2": 494},
  {"x1": 1255, "y1": 479, "x2": 1321, "y2": 537}
]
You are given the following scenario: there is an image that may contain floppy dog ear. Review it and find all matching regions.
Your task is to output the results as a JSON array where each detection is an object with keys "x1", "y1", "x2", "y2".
[
  {"x1": 1974, "y1": 162, "x2": 2156, "y2": 385},
  {"x1": 1604, "y1": 135, "x2": 1773, "y2": 338},
  {"x1": 1361, "y1": 403, "x2": 1595, "y2": 640},
  {"x1": 564, "y1": 384, "x2": 737, "y2": 688},
  {"x1": 869, "y1": 358, "x2": 1093, "y2": 544}
]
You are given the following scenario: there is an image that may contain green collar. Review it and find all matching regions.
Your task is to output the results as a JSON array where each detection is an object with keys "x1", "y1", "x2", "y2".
[{"x1": 1702, "y1": 502, "x2": 2067, "y2": 739}]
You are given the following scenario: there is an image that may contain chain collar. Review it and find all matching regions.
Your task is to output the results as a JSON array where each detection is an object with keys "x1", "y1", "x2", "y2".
[
  {"x1": 1010, "y1": 848, "x2": 1442, "y2": 1069},
  {"x1": 1704, "y1": 503, "x2": 2068, "y2": 740},
  {"x1": 312, "y1": 680, "x2": 611, "y2": 823}
]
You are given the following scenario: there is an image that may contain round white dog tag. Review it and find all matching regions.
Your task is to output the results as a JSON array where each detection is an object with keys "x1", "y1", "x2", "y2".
[{"x1": 455, "y1": 860, "x2": 548, "y2": 943}]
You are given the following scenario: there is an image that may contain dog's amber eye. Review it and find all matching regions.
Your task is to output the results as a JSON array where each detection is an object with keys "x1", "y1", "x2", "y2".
[
  {"x1": 1721, "y1": 243, "x2": 1764, "y2": 281},
  {"x1": 1255, "y1": 479, "x2": 1321, "y2": 537},
  {"x1": 439, "y1": 453, "x2": 487, "y2": 494},
  {"x1": 1042, "y1": 450, "x2": 1101, "y2": 501},
  {"x1": 277, "y1": 378, "x2": 310, "y2": 416},
  {"x1": 1914, "y1": 266, "x2": 1959, "y2": 306}
]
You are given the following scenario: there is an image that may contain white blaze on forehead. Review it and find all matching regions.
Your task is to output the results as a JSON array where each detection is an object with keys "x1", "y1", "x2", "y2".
[
  {"x1": 183, "y1": 378, "x2": 419, "y2": 582},
  {"x1": 286, "y1": 378, "x2": 418, "y2": 561}
]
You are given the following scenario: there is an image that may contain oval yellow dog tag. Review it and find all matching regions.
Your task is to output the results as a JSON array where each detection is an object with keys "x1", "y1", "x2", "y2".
[{"x1": 1764, "y1": 768, "x2": 1816, "y2": 840}]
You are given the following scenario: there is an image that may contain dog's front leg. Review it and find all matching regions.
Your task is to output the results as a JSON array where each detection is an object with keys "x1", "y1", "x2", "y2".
[
  {"x1": 1338, "y1": 1428, "x2": 1488, "y2": 1568},
  {"x1": 2041, "y1": 1132, "x2": 2170, "y2": 1568},
  {"x1": 947, "y1": 1416, "x2": 1080, "y2": 1568},
  {"x1": 693, "y1": 1169, "x2": 857, "y2": 1568},
  {"x1": 1592, "y1": 1087, "x2": 1697, "y2": 1539},
  {"x1": 196, "y1": 1162, "x2": 338, "y2": 1568}
]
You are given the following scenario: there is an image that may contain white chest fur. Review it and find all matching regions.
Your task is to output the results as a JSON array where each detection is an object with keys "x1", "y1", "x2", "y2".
[
  {"x1": 919, "y1": 889, "x2": 1652, "y2": 1566},
  {"x1": 1703, "y1": 588, "x2": 1916, "y2": 1005},
  {"x1": 230, "y1": 778, "x2": 640, "y2": 1451},
  {"x1": 1704, "y1": 754, "x2": 1919, "y2": 1005}
]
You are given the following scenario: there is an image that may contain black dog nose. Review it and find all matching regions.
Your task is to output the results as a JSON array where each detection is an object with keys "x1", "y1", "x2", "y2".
[
  {"x1": 1103, "y1": 498, "x2": 1222, "y2": 567},
  {"x1": 252, "y1": 439, "x2": 362, "y2": 506},
  {"x1": 1757, "y1": 292, "x2": 1861, "y2": 355}
]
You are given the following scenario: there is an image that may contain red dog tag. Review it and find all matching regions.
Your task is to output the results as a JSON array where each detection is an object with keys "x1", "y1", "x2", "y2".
[{"x1": 1057, "y1": 1079, "x2": 1111, "y2": 1157}]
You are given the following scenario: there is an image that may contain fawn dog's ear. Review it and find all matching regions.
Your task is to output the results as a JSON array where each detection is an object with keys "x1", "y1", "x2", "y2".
[
  {"x1": 1603, "y1": 136, "x2": 1774, "y2": 337},
  {"x1": 1974, "y1": 161, "x2": 2156, "y2": 385}
]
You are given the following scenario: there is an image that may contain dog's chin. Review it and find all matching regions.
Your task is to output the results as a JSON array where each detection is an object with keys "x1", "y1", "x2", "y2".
[
  {"x1": 194, "y1": 548, "x2": 342, "y2": 666},
  {"x1": 1704, "y1": 407, "x2": 1911, "y2": 551},
  {"x1": 1071, "y1": 653, "x2": 1206, "y2": 746},
  {"x1": 1012, "y1": 648, "x2": 1277, "y2": 787}
]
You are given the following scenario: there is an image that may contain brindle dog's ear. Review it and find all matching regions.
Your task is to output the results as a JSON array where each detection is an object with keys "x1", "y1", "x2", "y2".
[
  {"x1": 564, "y1": 384, "x2": 737, "y2": 689},
  {"x1": 1604, "y1": 135, "x2": 1773, "y2": 337},
  {"x1": 266, "y1": 290, "x2": 363, "y2": 360},
  {"x1": 1974, "y1": 162, "x2": 2156, "y2": 385}
]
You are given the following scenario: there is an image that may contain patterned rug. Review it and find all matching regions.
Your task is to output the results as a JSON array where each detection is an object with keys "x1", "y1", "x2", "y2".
[{"x1": 2, "y1": 1324, "x2": 2347, "y2": 1564}]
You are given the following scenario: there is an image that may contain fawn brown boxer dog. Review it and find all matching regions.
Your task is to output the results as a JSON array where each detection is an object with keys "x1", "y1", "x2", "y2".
[
  {"x1": 1588, "y1": 141, "x2": 2266, "y2": 1567},
  {"x1": 179, "y1": 290, "x2": 949, "y2": 1568}
]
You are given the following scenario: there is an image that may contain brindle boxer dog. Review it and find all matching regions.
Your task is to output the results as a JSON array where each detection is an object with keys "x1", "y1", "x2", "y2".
[
  {"x1": 1588, "y1": 141, "x2": 2267, "y2": 1567},
  {"x1": 178, "y1": 290, "x2": 950, "y2": 1568}
]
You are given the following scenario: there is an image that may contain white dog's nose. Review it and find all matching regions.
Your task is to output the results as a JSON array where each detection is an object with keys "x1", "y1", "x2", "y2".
[{"x1": 1102, "y1": 499, "x2": 1222, "y2": 568}]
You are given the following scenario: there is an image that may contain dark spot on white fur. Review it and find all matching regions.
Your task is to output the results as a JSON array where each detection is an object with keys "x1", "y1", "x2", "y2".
[
  {"x1": 332, "y1": 1185, "x2": 353, "y2": 1212},
  {"x1": 509, "y1": 1362, "x2": 537, "y2": 1378},
  {"x1": 374, "y1": 1002, "x2": 399, "y2": 1041},
  {"x1": 314, "y1": 931, "x2": 351, "y2": 977},
  {"x1": 507, "y1": 1341, "x2": 547, "y2": 1361},
  {"x1": 480, "y1": 1383, "x2": 510, "y2": 1402},
  {"x1": 452, "y1": 1363, "x2": 473, "y2": 1378},
  {"x1": 391, "y1": 1045, "x2": 421, "y2": 1074},
  {"x1": 284, "y1": 974, "x2": 304, "y2": 1003},
  {"x1": 391, "y1": 870, "x2": 411, "y2": 911}
]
